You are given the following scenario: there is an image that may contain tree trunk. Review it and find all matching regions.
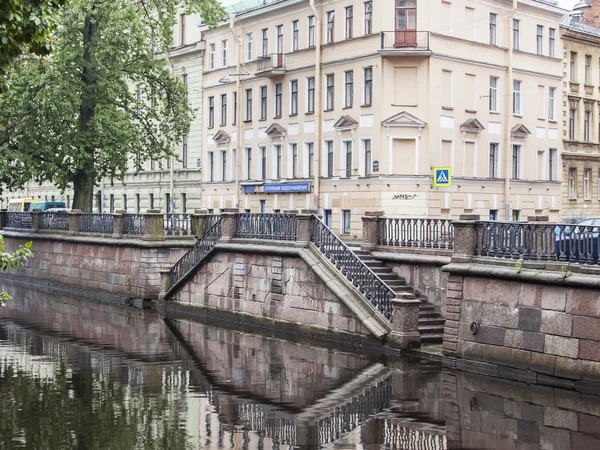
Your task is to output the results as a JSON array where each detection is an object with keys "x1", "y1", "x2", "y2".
[{"x1": 72, "y1": 170, "x2": 95, "y2": 212}]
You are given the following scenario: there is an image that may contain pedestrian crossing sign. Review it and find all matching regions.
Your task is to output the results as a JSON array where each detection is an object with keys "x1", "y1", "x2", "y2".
[{"x1": 433, "y1": 167, "x2": 452, "y2": 187}]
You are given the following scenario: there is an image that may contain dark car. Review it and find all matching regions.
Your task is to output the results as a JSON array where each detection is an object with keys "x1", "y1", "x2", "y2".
[{"x1": 555, "y1": 218, "x2": 600, "y2": 261}]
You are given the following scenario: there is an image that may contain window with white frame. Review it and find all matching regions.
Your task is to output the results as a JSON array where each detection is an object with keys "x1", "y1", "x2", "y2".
[
  {"x1": 292, "y1": 20, "x2": 299, "y2": 51},
  {"x1": 308, "y1": 16, "x2": 315, "y2": 47},
  {"x1": 222, "y1": 40, "x2": 228, "y2": 66},
  {"x1": 220, "y1": 94, "x2": 227, "y2": 126},
  {"x1": 585, "y1": 110, "x2": 591, "y2": 142},
  {"x1": 586, "y1": 55, "x2": 592, "y2": 84},
  {"x1": 548, "y1": 87, "x2": 556, "y2": 121},
  {"x1": 364, "y1": 1, "x2": 372, "y2": 35},
  {"x1": 221, "y1": 150, "x2": 227, "y2": 181},
  {"x1": 260, "y1": 146, "x2": 267, "y2": 180},
  {"x1": 512, "y1": 145, "x2": 521, "y2": 179},
  {"x1": 246, "y1": 147, "x2": 252, "y2": 180},
  {"x1": 584, "y1": 168, "x2": 591, "y2": 199},
  {"x1": 536, "y1": 25, "x2": 543, "y2": 55},
  {"x1": 233, "y1": 92, "x2": 237, "y2": 125},
  {"x1": 326, "y1": 141, "x2": 334, "y2": 177},
  {"x1": 364, "y1": 139, "x2": 372, "y2": 175},
  {"x1": 327, "y1": 11, "x2": 335, "y2": 44},
  {"x1": 275, "y1": 144, "x2": 282, "y2": 178},
  {"x1": 246, "y1": 33, "x2": 253, "y2": 61},
  {"x1": 209, "y1": 43, "x2": 215, "y2": 69},
  {"x1": 570, "y1": 52, "x2": 577, "y2": 81},
  {"x1": 179, "y1": 13, "x2": 185, "y2": 46},
  {"x1": 569, "y1": 168, "x2": 576, "y2": 199},
  {"x1": 260, "y1": 86, "x2": 267, "y2": 120},
  {"x1": 489, "y1": 13, "x2": 497, "y2": 45},
  {"x1": 207, "y1": 153, "x2": 214, "y2": 180},
  {"x1": 290, "y1": 80, "x2": 298, "y2": 115},
  {"x1": 307, "y1": 77, "x2": 315, "y2": 113},
  {"x1": 262, "y1": 29, "x2": 268, "y2": 57},
  {"x1": 513, "y1": 80, "x2": 522, "y2": 115},
  {"x1": 489, "y1": 143, "x2": 499, "y2": 178},
  {"x1": 344, "y1": 141, "x2": 353, "y2": 177},
  {"x1": 345, "y1": 6, "x2": 353, "y2": 39},
  {"x1": 344, "y1": 71, "x2": 353, "y2": 108},
  {"x1": 569, "y1": 108, "x2": 576, "y2": 140},
  {"x1": 291, "y1": 143, "x2": 298, "y2": 178},
  {"x1": 182, "y1": 135, "x2": 188, "y2": 168},
  {"x1": 208, "y1": 96, "x2": 214, "y2": 128},
  {"x1": 342, "y1": 210, "x2": 351, "y2": 234},
  {"x1": 326, "y1": 74, "x2": 334, "y2": 110},
  {"x1": 363, "y1": 67, "x2": 372, "y2": 106},
  {"x1": 489, "y1": 76, "x2": 498, "y2": 112},
  {"x1": 245, "y1": 88, "x2": 252, "y2": 121},
  {"x1": 513, "y1": 19, "x2": 520, "y2": 50},
  {"x1": 275, "y1": 83, "x2": 282, "y2": 118},
  {"x1": 549, "y1": 148, "x2": 557, "y2": 181},
  {"x1": 308, "y1": 142, "x2": 314, "y2": 177},
  {"x1": 549, "y1": 28, "x2": 555, "y2": 58}
]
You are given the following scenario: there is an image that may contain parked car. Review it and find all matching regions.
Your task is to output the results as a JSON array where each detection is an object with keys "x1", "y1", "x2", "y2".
[
  {"x1": 554, "y1": 216, "x2": 589, "y2": 236},
  {"x1": 8, "y1": 198, "x2": 43, "y2": 212},
  {"x1": 555, "y1": 218, "x2": 600, "y2": 261}
]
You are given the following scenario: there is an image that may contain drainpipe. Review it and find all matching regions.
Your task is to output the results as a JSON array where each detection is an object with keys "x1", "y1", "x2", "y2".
[
  {"x1": 167, "y1": 56, "x2": 176, "y2": 213},
  {"x1": 504, "y1": 0, "x2": 517, "y2": 220},
  {"x1": 310, "y1": 0, "x2": 322, "y2": 212},
  {"x1": 231, "y1": 15, "x2": 243, "y2": 210}
]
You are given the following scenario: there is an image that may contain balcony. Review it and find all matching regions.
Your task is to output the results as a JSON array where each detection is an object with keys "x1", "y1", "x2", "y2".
[
  {"x1": 255, "y1": 53, "x2": 286, "y2": 77},
  {"x1": 378, "y1": 31, "x2": 431, "y2": 56}
]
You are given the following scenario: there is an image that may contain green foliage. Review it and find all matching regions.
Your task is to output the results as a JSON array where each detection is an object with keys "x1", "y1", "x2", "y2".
[
  {"x1": 0, "y1": 0, "x2": 225, "y2": 211},
  {"x1": 514, "y1": 259, "x2": 523, "y2": 275},
  {"x1": 560, "y1": 265, "x2": 573, "y2": 279},
  {"x1": 0, "y1": 236, "x2": 33, "y2": 305}
]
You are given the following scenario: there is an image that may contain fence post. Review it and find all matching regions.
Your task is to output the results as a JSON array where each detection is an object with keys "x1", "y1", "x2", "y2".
[
  {"x1": 387, "y1": 296, "x2": 422, "y2": 350},
  {"x1": 220, "y1": 208, "x2": 239, "y2": 241},
  {"x1": 297, "y1": 209, "x2": 313, "y2": 244},
  {"x1": 68, "y1": 210, "x2": 80, "y2": 235},
  {"x1": 113, "y1": 210, "x2": 125, "y2": 238},
  {"x1": 527, "y1": 216, "x2": 549, "y2": 260},
  {"x1": 143, "y1": 209, "x2": 164, "y2": 239},
  {"x1": 362, "y1": 211, "x2": 384, "y2": 251},
  {"x1": 191, "y1": 209, "x2": 208, "y2": 236},
  {"x1": 31, "y1": 209, "x2": 41, "y2": 233},
  {"x1": 159, "y1": 266, "x2": 172, "y2": 300},
  {"x1": 451, "y1": 214, "x2": 480, "y2": 263}
]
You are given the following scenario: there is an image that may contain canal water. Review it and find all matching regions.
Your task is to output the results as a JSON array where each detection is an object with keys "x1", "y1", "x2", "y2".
[{"x1": 0, "y1": 281, "x2": 599, "y2": 449}]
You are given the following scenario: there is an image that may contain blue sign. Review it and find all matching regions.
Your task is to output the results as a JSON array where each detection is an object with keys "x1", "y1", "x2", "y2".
[
  {"x1": 433, "y1": 167, "x2": 452, "y2": 187},
  {"x1": 264, "y1": 183, "x2": 310, "y2": 193}
]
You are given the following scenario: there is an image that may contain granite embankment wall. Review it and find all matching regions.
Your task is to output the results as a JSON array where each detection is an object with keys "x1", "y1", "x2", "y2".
[{"x1": 2, "y1": 231, "x2": 190, "y2": 299}]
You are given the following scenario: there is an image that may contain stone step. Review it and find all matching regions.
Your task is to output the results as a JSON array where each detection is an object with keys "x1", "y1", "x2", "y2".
[
  {"x1": 362, "y1": 260, "x2": 386, "y2": 268},
  {"x1": 377, "y1": 274, "x2": 400, "y2": 281},
  {"x1": 369, "y1": 266, "x2": 394, "y2": 274},
  {"x1": 420, "y1": 333, "x2": 444, "y2": 344},
  {"x1": 389, "y1": 285, "x2": 413, "y2": 293},
  {"x1": 419, "y1": 304, "x2": 436, "y2": 311},
  {"x1": 419, "y1": 317, "x2": 446, "y2": 326},
  {"x1": 419, "y1": 310, "x2": 440, "y2": 319},
  {"x1": 419, "y1": 324, "x2": 445, "y2": 333}
]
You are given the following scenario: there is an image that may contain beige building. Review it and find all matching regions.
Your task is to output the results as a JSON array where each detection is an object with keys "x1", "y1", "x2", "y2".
[
  {"x1": 200, "y1": 0, "x2": 567, "y2": 237},
  {"x1": 561, "y1": 7, "x2": 600, "y2": 217}
]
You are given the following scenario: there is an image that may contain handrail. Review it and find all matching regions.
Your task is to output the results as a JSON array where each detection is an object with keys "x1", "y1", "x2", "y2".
[
  {"x1": 311, "y1": 215, "x2": 395, "y2": 318},
  {"x1": 378, "y1": 217, "x2": 453, "y2": 249},
  {"x1": 6, "y1": 212, "x2": 33, "y2": 229},
  {"x1": 236, "y1": 213, "x2": 297, "y2": 241},
  {"x1": 168, "y1": 218, "x2": 223, "y2": 293}
]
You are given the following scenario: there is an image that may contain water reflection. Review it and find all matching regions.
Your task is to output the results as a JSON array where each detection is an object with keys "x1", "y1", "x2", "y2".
[{"x1": 0, "y1": 281, "x2": 599, "y2": 449}]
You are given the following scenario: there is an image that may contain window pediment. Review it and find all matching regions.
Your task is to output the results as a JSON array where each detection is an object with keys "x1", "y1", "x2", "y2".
[
  {"x1": 212, "y1": 130, "x2": 231, "y2": 143},
  {"x1": 511, "y1": 123, "x2": 531, "y2": 138},
  {"x1": 460, "y1": 118, "x2": 485, "y2": 133},
  {"x1": 333, "y1": 115, "x2": 358, "y2": 130},
  {"x1": 382, "y1": 111, "x2": 427, "y2": 128},
  {"x1": 265, "y1": 123, "x2": 286, "y2": 137}
]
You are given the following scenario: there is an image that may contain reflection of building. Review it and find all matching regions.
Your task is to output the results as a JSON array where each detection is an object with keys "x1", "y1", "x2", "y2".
[
  {"x1": 201, "y1": 0, "x2": 566, "y2": 236},
  {"x1": 561, "y1": 5, "x2": 600, "y2": 216}
]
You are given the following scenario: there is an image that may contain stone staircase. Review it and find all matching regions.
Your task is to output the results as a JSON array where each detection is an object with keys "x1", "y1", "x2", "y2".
[{"x1": 350, "y1": 246, "x2": 445, "y2": 344}]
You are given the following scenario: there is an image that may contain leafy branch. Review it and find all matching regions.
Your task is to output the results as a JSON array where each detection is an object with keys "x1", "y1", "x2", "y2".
[{"x1": 0, "y1": 237, "x2": 33, "y2": 305}]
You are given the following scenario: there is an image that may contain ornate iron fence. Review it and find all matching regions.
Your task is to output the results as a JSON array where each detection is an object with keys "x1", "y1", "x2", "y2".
[
  {"x1": 379, "y1": 218, "x2": 454, "y2": 249},
  {"x1": 477, "y1": 221, "x2": 600, "y2": 264},
  {"x1": 236, "y1": 213, "x2": 297, "y2": 241},
  {"x1": 6, "y1": 212, "x2": 32, "y2": 229},
  {"x1": 40, "y1": 211, "x2": 69, "y2": 231},
  {"x1": 124, "y1": 214, "x2": 144, "y2": 235},
  {"x1": 77, "y1": 213, "x2": 114, "y2": 234},
  {"x1": 169, "y1": 218, "x2": 222, "y2": 291},
  {"x1": 164, "y1": 213, "x2": 191, "y2": 236},
  {"x1": 383, "y1": 421, "x2": 447, "y2": 450},
  {"x1": 312, "y1": 216, "x2": 395, "y2": 318},
  {"x1": 206, "y1": 214, "x2": 220, "y2": 231}
]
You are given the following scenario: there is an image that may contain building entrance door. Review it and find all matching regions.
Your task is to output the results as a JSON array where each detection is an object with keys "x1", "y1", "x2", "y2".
[{"x1": 395, "y1": 0, "x2": 417, "y2": 47}]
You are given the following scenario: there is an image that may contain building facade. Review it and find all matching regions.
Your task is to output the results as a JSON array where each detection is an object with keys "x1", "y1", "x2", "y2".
[
  {"x1": 561, "y1": 11, "x2": 600, "y2": 217},
  {"x1": 201, "y1": 0, "x2": 566, "y2": 237}
]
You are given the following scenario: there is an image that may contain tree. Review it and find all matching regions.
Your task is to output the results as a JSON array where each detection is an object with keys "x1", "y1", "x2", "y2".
[
  {"x1": 0, "y1": 237, "x2": 33, "y2": 305},
  {"x1": 0, "y1": 0, "x2": 225, "y2": 212},
  {"x1": 0, "y1": 0, "x2": 68, "y2": 90}
]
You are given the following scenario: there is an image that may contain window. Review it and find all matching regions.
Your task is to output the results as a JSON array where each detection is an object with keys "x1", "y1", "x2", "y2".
[
  {"x1": 489, "y1": 210, "x2": 498, "y2": 221},
  {"x1": 513, "y1": 80, "x2": 521, "y2": 115},
  {"x1": 344, "y1": 71, "x2": 353, "y2": 108},
  {"x1": 260, "y1": 86, "x2": 267, "y2": 120},
  {"x1": 179, "y1": 13, "x2": 185, "y2": 46},
  {"x1": 165, "y1": 193, "x2": 171, "y2": 214},
  {"x1": 512, "y1": 210, "x2": 521, "y2": 222},
  {"x1": 342, "y1": 210, "x2": 351, "y2": 234},
  {"x1": 571, "y1": 52, "x2": 577, "y2": 81},
  {"x1": 233, "y1": 92, "x2": 237, "y2": 125},
  {"x1": 584, "y1": 169, "x2": 591, "y2": 199},
  {"x1": 292, "y1": 20, "x2": 299, "y2": 51},
  {"x1": 276, "y1": 25, "x2": 283, "y2": 55},
  {"x1": 209, "y1": 43, "x2": 215, "y2": 69},
  {"x1": 151, "y1": 159, "x2": 156, "y2": 170},
  {"x1": 327, "y1": 11, "x2": 335, "y2": 44},
  {"x1": 135, "y1": 194, "x2": 140, "y2": 213},
  {"x1": 246, "y1": 148, "x2": 252, "y2": 180},
  {"x1": 123, "y1": 194, "x2": 127, "y2": 212},
  {"x1": 220, "y1": 94, "x2": 227, "y2": 126},
  {"x1": 260, "y1": 200, "x2": 266, "y2": 213},
  {"x1": 363, "y1": 67, "x2": 373, "y2": 106},
  {"x1": 182, "y1": 73, "x2": 188, "y2": 101},
  {"x1": 569, "y1": 168, "x2": 576, "y2": 199},
  {"x1": 549, "y1": 148, "x2": 557, "y2": 181},
  {"x1": 262, "y1": 29, "x2": 268, "y2": 57},
  {"x1": 513, "y1": 19, "x2": 520, "y2": 50},
  {"x1": 308, "y1": 16, "x2": 316, "y2": 47},
  {"x1": 308, "y1": 142, "x2": 314, "y2": 177},
  {"x1": 344, "y1": 141, "x2": 353, "y2": 177},
  {"x1": 260, "y1": 146, "x2": 267, "y2": 180},
  {"x1": 324, "y1": 209, "x2": 332, "y2": 228},
  {"x1": 222, "y1": 40, "x2": 228, "y2": 66},
  {"x1": 489, "y1": 13, "x2": 497, "y2": 45},
  {"x1": 208, "y1": 96, "x2": 214, "y2": 128},
  {"x1": 181, "y1": 193, "x2": 187, "y2": 214},
  {"x1": 149, "y1": 193, "x2": 155, "y2": 210},
  {"x1": 489, "y1": 77, "x2": 498, "y2": 112},
  {"x1": 586, "y1": 55, "x2": 592, "y2": 84},
  {"x1": 569, "y1": 108, "x2": 576, "y2": 140},
  {"x1": 275, "y1": 145, "x2": 282, "y2": 179},
  {"x1": 307, "y1": 77, "x2": 315, "y2": 113},
  {"x1": 221, "y1": 151, "x2": 227, "y2": 181},
  {"x1": 364, "y1": 139, "x2": 372, "y2": 175},
  {"x1": 345, "y1": 6, "x2": 353, "y2": 39},
  {"x1": 548, "y1": 87, "x2": 556, "y2": 121},
  {"x1": 275, "y1": 83, "x2": 282, "y2": 118},
  {"x1": 512, "y1": 145, "x2": 521, "y2": 179},
  {"x1": 489, "y1": 143, "x2": 499, "y2": 178},
  {"x1": 291, "y1": 143, "x2": 298, "y2": 178},
  {"x1": 549, "y1": 28, "x2": 555, "y2": 58},
  {"x1": 327, "y1": 141, "x2": 334, "y2": 177},
  {"x1": 364, "y1": 1, "x2": 372, "y2": 35},
  {"x1": 585, "y1": 110, "x2": 591, "y2": 142},
  {"x1": 290, "y1": 80, "x2": 298, "y2": 115},
  {"x1": 182, "y1": 135, "x2": 188, "y2": 168},
  {"x1": 166, "y1": 154, "x2": 171, "y2": 169},
  {"x1": 536, "y1": 25, "x2": 543, "y2": 55},
  {"x1": 245, "y1": 89, "x2": 252, "y2": 121},
  {"x1": 109, "y1": 194, "x2": 115, "y2": 213},
  {"x1": 326, "y1": 74, "x2": 335, "y2": 110},
  {"x1": 246, "y1": 33, "x2": 253, "y2": 61}
]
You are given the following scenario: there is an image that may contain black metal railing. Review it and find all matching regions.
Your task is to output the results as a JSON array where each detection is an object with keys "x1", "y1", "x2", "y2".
[
  {"x1": 380, "y1": 31, "x2": 429, "y2": 51},
  {"x1": 257, "y1": 53, "x2": 286, "y2": 72},
  {"x1": 383, "y1": 421, "x2": 446, "y2": 449},
  {"x1": 77, "y1": 213, "x2": 114, "y2": 234},
  {"x1": 236, "y1": 213, "x2": 297, "y2": 241},
  {"x1": 40, "y1": 211, "x2": 69, "y2": 231},
  {"x1": 312, "y1": 216, "x2": 395, "y2": 318},
  {"x1": 477, "y1": 221, "x2": 600, "y2": 264},
  {"x1": 379, "y1": 218, "x2": 454, "y2": 249},
  {"x1": 206, "y1": 214, "x2": 220, "y2": 231},
  {"x1": 6, "y1": 212, "x2": 32, "y2": 230},
  {"x1": 169, "y1": 218, "x2": 222, "y2": 290},
  {"x1": 164, "y1": 213, "x2": 191, "y2": 236},
  {"x1": 124, "y1": 214, "x2": 144, "y2": 235}
]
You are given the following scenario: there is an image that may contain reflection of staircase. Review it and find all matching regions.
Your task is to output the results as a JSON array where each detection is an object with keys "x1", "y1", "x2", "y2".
[{"x1": 349, "y1": 247, "x2": 444, "y2": 344}]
